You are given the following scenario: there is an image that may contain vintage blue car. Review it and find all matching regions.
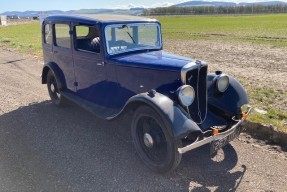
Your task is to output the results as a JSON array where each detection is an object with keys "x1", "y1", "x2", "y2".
[{"x1": 41, "y1": 14, "x2": 251, "y2": 173}]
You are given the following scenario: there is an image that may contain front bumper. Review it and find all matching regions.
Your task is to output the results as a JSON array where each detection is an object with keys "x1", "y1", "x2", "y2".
[{"x1": 178, "y1": 107, "x2": 252, "y2": 154}]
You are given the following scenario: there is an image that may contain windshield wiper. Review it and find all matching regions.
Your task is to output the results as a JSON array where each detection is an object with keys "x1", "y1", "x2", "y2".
[{"x1": 122, "y1": 24, "x2": 135, "y2": 44}]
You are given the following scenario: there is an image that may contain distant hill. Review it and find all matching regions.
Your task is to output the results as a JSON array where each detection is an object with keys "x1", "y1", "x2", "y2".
[
  {"x1": 176, "y1": 1, "x2": 236, "y2": 7},
  {"x1": 238, "y1": 1, "x2": 287, "y2": 6},
  {"x1": 175, "y1": 1, "x2": 287, "y2": 7},
  {"x1": 68, "y1": 8, "x2": 144, "y2": 15},
  {"x1": 2, "y1": 1, "x2": 287, "y2": 17},
  {"x1": 0, "y1": 8, "x2": 144, "y2": 18},
  {"x1": 1, "y1": 10, "x2": 64, "y2": 17}
]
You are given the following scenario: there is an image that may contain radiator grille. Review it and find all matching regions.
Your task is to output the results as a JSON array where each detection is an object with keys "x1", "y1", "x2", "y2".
[{"x1": 186, "y1": 65, "x2": 208, "y2": 123}]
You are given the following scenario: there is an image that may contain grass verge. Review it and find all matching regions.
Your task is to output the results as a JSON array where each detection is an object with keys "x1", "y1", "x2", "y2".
[
  {"x1": 248, "y1": 88, "x2": 287, "y2": 132},
  {"x1": 0, "y1": 23, "x2": 41, "y2": 56}
]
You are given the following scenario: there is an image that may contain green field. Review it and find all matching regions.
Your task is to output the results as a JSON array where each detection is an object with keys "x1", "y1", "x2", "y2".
[
  {"x1": 0, "y1": 14, "x2": 286, "y2": 132},
  {"x1": 1, "y1": 14, "x2": 287, "y2": 55},
  {"x1": 1, "y1": 14, "x2": 287, "y2": 56},
  {"x1": 157, "y1": 14, "x2": 287, "y2": 47},
  {"x1": 0, "y1": 22, "x2": 42, "y2": 55}
]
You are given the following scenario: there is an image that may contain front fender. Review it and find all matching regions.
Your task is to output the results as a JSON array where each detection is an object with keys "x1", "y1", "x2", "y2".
[
  {"x1": 41, "y1": 62, "x2": 66, "y2": 90},
  {"x1": 207, "y1": 73, "x2": 248, "y2": 116},
  {"x1": 120, "y1": 91, "x2": 202, "y2": 140}
]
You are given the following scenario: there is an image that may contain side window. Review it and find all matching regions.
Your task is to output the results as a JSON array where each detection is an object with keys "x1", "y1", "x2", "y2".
[
  {"x1": 55, "y1": 24, "x2": 71, "y2": 49},
  {"x1": 44, "y1": 24, "x2": 52, "y2": 44},
  {"x1": 75, "y1": 26, "x2": 89, "y2": 37},
  {"x1": 75, "y1": 25, "x2": 101, "y2": 53}
]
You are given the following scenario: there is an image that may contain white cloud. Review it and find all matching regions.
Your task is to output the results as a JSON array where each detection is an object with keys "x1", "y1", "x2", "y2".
[
  {"x1": 115, "y1": 0, "x2": 287, "y2": 9},
  {"x1": 178, "y1": 0, "x2": 287, "y2": 3},
  {"x1": 151, "y1": 2, "x2": 175, "y2": 8},
  {"x1": 114, "y1": 3, "x2": 146, "y2": 9},
  {"x1": 115, "y1": 2, "x2": 175, "y2": 9}
]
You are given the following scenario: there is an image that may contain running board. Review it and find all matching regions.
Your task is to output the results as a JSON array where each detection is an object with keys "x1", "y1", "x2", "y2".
[{"x1": 61, "y1": 90, "x2": 120, "y2": 119}]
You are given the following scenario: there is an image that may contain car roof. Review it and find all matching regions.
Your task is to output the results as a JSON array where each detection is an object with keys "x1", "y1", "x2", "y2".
[{"x1": 44, "y1": 14, "x2": 158, "y2": 24}]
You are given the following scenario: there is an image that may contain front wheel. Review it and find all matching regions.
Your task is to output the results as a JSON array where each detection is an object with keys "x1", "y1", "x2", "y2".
[
  {"x1": 47, "y1": 70, "x2": 66, "y2": 106},
  {"x1": 131, "y1": 106, "x2": 182, "y2": 173}
]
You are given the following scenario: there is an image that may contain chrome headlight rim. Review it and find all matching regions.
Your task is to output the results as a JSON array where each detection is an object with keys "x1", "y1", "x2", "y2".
[
  {"x1": 177, "y1": 85, "x2": 195, "y2": 107},
  {"x1": 216, "y1": 74, "x2": 230, "y2": 93}
]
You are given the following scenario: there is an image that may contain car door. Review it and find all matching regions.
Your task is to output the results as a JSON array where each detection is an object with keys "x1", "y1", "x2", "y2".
[
  {"x1": 72, "y1": 24, "x2": 109, "y2": 106},
  {"x1": 52, "y1": 22, "x2": 76, "y2": 91}
]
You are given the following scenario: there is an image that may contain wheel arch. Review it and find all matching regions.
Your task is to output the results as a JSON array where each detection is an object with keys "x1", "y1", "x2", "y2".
[
  {"x1": 207, "y1": 73, "x2": 249, "y2": 116},
  {"x1": 41, "y1": 62, "x2": 67, "y2": 90},
  {"x1": 112, "y1": 91, "x2": 203, "y2": 140}
]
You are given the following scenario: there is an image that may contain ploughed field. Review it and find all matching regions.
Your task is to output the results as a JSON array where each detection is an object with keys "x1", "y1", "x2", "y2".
[{"x1": 0, "y1": 14, "x2": 286, "y2": 132}]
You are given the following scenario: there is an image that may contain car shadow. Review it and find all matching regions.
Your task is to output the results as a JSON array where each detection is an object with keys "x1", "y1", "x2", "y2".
[{"x1": 0, "y1": 101, "x2": 246, "y2": 192}]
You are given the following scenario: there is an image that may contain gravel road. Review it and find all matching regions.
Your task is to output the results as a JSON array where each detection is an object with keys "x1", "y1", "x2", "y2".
[{"x1": 0, "y1": 47, "x2": 287, "y2": 192}]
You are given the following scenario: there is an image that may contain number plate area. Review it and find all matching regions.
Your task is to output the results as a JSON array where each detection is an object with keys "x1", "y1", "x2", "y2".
[{"x1": 210, "y1": 127, "x2": 241, "y2": 154}]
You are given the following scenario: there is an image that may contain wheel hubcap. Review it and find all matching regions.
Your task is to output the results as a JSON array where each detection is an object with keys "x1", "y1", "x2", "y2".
[
  {"x1": 143, "y1": 133, "x2": 154, "y2": 148},
  {"x1": 51, "y1": 84, "x2": 55, "y2": 93}
]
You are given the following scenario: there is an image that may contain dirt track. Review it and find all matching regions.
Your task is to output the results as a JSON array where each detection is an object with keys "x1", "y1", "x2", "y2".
[{"x1": 0, "y1": 45, "x2": 287, "y2": 191}]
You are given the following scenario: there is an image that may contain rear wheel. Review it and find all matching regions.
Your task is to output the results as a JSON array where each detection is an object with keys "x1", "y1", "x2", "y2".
[
  {"x1": 131, "y1": 106, "x2": 182, "y2": 173},
  {"x1": 47, "y1": 70, "x2": 66, "y2": 106}
]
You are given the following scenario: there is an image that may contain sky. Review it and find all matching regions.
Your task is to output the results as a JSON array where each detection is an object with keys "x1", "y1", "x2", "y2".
[{"x1": 1, "y1": 0, "x2": 287, "y2": 13}]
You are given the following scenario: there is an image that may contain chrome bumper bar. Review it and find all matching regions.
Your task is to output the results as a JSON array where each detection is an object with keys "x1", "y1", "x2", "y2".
[{"x1": 178, "y1": 107, "x2": 252, "y2": 154}]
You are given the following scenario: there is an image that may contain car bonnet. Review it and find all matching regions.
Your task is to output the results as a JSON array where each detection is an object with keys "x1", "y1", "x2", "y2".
[{"x1": 111, "y1": 50, "x2": 193, "y2": 71}]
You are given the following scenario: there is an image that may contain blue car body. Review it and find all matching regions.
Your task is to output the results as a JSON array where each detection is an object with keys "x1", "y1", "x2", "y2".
[{"x1": 41, "y1": 14, "x2": 250, "y2": 161}]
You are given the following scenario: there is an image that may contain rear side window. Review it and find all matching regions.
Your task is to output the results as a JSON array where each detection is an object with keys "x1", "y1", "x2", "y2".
[
  {"x1": 76, "y1": 26, "x2": 89, "y2": 37},
  {"x1": 44, "y1": 24, "x2": 52, "y2": 44},
  {"x1": 74, "y1": 25, "x2": 101, "y2": 53},
  {"x1": 55, "y1": 24, "x2": 71, "y2": 48}
]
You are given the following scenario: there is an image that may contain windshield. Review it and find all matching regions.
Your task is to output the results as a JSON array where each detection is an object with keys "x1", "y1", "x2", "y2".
[{"x1": 105, "y1": 23, "x2": 162, "y2": 55}]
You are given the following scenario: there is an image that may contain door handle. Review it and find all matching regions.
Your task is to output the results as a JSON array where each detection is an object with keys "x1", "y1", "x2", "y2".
[
  {"x1": 97, "y1": 62, "x2": 105, "y2": 66},
  {"x1": 50, "y1": 51, "x2": 58, "y2": 54}
]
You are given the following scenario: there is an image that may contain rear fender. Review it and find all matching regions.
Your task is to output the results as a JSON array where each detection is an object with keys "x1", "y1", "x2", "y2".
[{"x1": 41, "y1": 62, "x2": 66, "y2": 90}]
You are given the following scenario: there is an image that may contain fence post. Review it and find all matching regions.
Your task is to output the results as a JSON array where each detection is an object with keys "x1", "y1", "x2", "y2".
[{"x1": 0, "y1": 15, "x2": 8, "y2": 26}]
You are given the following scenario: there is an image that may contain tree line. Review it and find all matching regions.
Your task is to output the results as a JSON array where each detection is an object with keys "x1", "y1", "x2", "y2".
[{"x1": 143, "y1": 5, "x2": 287, "y2": 15}]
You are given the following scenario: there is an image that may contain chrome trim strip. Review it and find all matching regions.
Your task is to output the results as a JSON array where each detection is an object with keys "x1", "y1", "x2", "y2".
[
  {"x1": 180, "y1": 60, "x2": 208, "y2": 124},
  {"x1": 181, "y1": 61, "x2": 197, "y2": 84},
  {"x1": 180, "y1": 60, "x2": 207, "y2": 84},
  {"x1": 178, "y1": 107, "x2": 252, "y2": 154}
]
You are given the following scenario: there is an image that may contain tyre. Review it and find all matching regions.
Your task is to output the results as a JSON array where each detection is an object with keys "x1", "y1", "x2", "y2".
[
  {"x1": 47, "y1": 70, "x2": 66, "y2": 106},
  {"x1": 131, "y1": 106, "x2": 182, "y2": 173}
]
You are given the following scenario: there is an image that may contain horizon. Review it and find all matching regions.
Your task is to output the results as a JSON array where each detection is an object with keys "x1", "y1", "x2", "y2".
[{"x1": 1, "y1": 0, "x2": 287, "y2": 13}]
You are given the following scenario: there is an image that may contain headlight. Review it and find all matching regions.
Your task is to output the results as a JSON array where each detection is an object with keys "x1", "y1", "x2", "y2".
[
  {"x1": 178, "y1": 85, "x2": 195, "y2": 107},
  {"x1": 216, "y1": 75, "x2": 229, "y2": 92}
]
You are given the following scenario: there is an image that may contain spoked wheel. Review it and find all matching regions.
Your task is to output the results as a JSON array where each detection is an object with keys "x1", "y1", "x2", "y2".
[
  {"x1": 47, "y1": 70, "x2": 66, "y2": 106},
  {"x1": 131, "y1": 106, "x2": 182, "y2": 173}
]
